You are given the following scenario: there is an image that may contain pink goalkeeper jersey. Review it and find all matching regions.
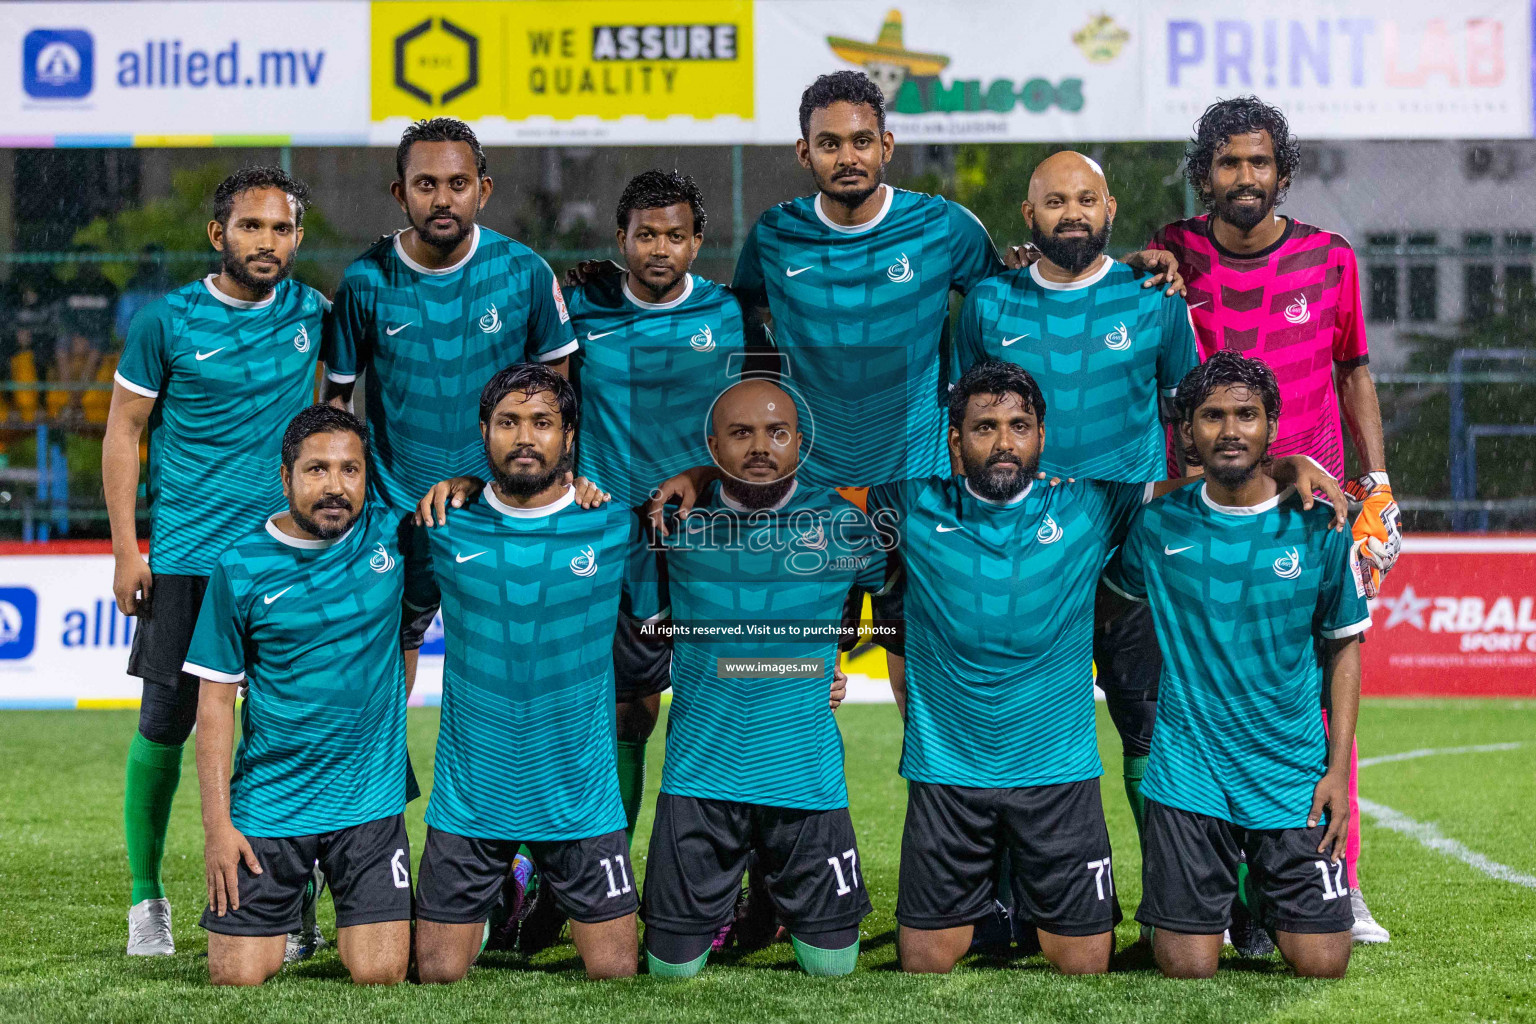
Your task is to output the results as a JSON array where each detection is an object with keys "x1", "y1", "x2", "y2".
[{"x1": 1147, "y1": 216, "x2": 1368, "y2": 480}]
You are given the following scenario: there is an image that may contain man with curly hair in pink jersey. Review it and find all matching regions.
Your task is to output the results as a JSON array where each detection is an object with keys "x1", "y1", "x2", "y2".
[{"x1": 1144, "y1": 96, "x2": 1402, "y2": 949}]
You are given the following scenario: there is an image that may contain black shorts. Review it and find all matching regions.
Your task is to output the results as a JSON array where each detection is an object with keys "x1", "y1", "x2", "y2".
[
  {"x1": 1092, "y1": 582, "x2": 1161, "y2": 702},
  {"x1": 641, "y1": 793, "x2": 872, "y2": 934},
  {"x1": 415, "y1": 826, "x2": 638, "y2": 926},
  {"x1": 613, "y1": 607, "x2": 671, "y2": 703},
  {"x1": 127, "y1": 573, "x2": 208, "y2": 685},
  {"x1": 1138, "y1": 799, "x2": 1355, "y2": 936},
  {"x1": 897, "y1": 779, "x2": 1121, "y2": 936},
  {"x1": 199, "y1": 813, "x2": 412, "y2": 936}
]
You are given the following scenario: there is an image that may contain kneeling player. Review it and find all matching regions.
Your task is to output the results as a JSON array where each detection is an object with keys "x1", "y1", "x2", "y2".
[
  {"x1": 409, "y1": 364, "x2": 654, "y2": 982},
  {"x1": 641, "y1": 380, "x2": 884, "y2": 977},
  {"x1": 187, "y1": 407, "x2": 414, "y2": 986},
  {"x1": 1104, "y1": 351, "x2": 1366, "y2": 979}
]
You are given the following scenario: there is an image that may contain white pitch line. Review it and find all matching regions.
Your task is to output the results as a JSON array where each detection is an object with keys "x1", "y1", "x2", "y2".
[
  {"x1": 1358, "y1": 742, "x2": 1525, "y2": 768},
  {"x1": 1357, "y1": 798, "x2": 1536, "y2": 889}
]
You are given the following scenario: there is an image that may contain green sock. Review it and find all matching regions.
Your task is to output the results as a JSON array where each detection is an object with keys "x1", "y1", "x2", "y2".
[
  {"x1": 124, "y1": 733, "x2": 184, "y2": 904},
  {"x1": 616, "y1": 739, "x2": 647, "y2": 844},
  {"x1": 646, "y1": 948, "x2": 708, "y2": 978},
  {"x1": 791, "y1": 935, "x2": 859, "y2": 977},
  {"x1": 1123, "y1": 754, "x2": 1149, "y2": 844},
  {"x1": 1236, "y1": 861, "x2": 1254, "y2": 912}
]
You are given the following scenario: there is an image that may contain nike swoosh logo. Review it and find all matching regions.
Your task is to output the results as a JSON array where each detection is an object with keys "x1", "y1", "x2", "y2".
[
  {"x1": 1001, "y1": 335, "x2": 1027, "y2": 346},
  {"x1": 587, "y1": 330, "x2": 616, "y2": 340},
  {"x1": 1164, "y1": 545, "x2": 1194, "y2": 556},
  {"x1": 385, "y1": 323, "x2": 413, "y2": 336},
  {"x1": 194, "y1": 348, "x2": 224, "y2": 361},
  {"x1": 1186, "y1": 300, "x2": 1209, "y2": 310},
  {"x1": 936, "y1": 524, "x2": 962, "y2": 533},
  {"x1": 263, "y1": 585, "x2": 294, "y2": 605},
  {"x1": 785, "y1": 267, "x2": 813, "y2": 277},
  {"x1": 455, "y1": 551, "x2": 487, "y2": 564}
]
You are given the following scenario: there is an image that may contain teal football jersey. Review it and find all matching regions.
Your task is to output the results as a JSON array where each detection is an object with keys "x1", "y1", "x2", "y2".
[
  {"x1": 1103, "y1": 485, "x2": 1371, "y2": 830},
  {"x1": 659, "y1": 481, "x2": 887, "y2": 809},
  {"x1": 325, "y1": 226, "x2": 577, "y2": 510},
  {"x1": 955, "y1": 259, "x2": 1198, "y2": 482},
  {"x1": 732, "y1": 186, "x2": 1003, "y2": 489},
  {"x1": 182, "y1": 503, "x2": 411, "y2": 838},
  {"x1": 869, "y1": 476, "x2": 1148, "y2": 788},
  {"x1": 115, "y1": 276, "x2": 331, "y2": 575},
  {"x1": 409, "y1": 486, "x2": 659, "y2": 840},
  {"x1": 568, "y1": 273, "x2": 746, "y2": 508}
]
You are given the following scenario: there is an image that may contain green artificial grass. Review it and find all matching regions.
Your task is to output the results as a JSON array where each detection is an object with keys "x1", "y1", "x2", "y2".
[{"x1": 0, "y1": 700, "x2": 1532, "y2": 1023}]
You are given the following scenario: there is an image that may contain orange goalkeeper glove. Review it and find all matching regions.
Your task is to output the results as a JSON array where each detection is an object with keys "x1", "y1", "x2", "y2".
[{"x1": 1345, "y1": 472, "x2": 1401, "y2": 598}]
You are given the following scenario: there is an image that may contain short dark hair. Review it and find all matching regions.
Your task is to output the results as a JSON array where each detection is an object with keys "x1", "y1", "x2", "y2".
[
  {"x1": 479, "y1": 362, "x2": 578, "y2": 431},
  {"x1": 1186, "y1": 96, "x2": 1302, "y2": 209},
  {"x1": 213, "y1": 166, "x2": 311, "y2": 228},
  {"x1": 615, "y1": 170, "x2": 707, "y2": 234},
  {"x1": 281, "y1": 404, "x2": 369, "y2": 470},
  {"x1": 949, "y1": 359, "x2": 1047, "y2": 431},
  {"x1": 396, "y1": 117, "x2": 488, "y2": 181},
  {"x1": 798, "y1": 70, "x2": 886, "y2": 140},
  {"x1": 1174, "y1": 351, "x2": 1282, "y2": 466}
]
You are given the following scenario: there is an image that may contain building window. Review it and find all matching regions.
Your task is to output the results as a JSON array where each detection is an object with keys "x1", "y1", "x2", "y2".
[
  {"x1": 1506, "y1": 265, "x2": 1534, "y2": 310},
  {"x1": 1465, "y1": 264, "x2": 1496, "y2": 321},
  {"x1": 1368, "y1": 265, "x2": 1399, "y2": 322},
  {"x1": 1505, "y1": 232, "x2": 1534, "y2": 253},
  {"x1": 1465, "y1": 231, "x2": 1494, "y2": 252},
  {"x1": 1408, "y1": 265, "x2": 1438, "y2": 322}
]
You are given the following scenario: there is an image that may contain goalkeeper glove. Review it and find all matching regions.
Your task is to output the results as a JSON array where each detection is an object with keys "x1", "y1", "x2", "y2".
[{"x1": 1345, "y1": 472, "x2": 1401, "y2": 598}]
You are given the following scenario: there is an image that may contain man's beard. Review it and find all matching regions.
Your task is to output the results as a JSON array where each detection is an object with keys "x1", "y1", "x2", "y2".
[
  {"x1": 414, "y1": 207, "x2": 474, "y2": 252},
  {"x1": 489, "y1": 445, "x2": 571, "y2": 499},
  {"x1": 964, "y1": 450, "x2": 1039, "y2": 503},
  {"x1": 1212, "y1": 184, "x2": 1277, "y2": 233},
  {"x1": 1031, "y1": 217, "x2": 1113, "y2": 275},
  {"x1": 1203, "y1": 440, "x2": 1269, "y2": 489},
  {"x1": 291, "y1": 496, "x2": 358, "y2": 540},
  {"x1": 221, "y1": 247, "x2": 295, "y2": 296},
  {"x1": 815, "y1": 162, "x2": 884, "y2": 210},
  {"x1": 721, "y1": 474, "x2": 796, "y2": 510}
]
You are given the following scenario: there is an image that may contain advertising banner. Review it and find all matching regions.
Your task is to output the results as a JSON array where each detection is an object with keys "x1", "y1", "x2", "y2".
[
  {"x1": 0, "y1": 2, "x2": 371, "y2": 146},
  {"x1": 1362, "y1": 536, "x2": 1536, "y2": 698},
  {"x1": 1143, "y1": 1, "x2": 1533, "y2": 140},
  {"x1": 368, "y1": 0, "x2": 755, "y2": 144},
  {"x1": 753, "y1": 3, "x2": 1147, "y2": 143}
]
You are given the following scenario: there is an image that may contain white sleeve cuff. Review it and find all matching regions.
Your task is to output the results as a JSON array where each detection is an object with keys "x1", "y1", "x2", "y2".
[
  {"x1": 325, "y1": 371, "x2": 357, "y2": 384},
  {"x1": 537, "y1": 339, "x2": 580, "y2": 363},
  {"x1": 638, "y1": 605, "x2": 671, "y2": 625},
  {"x1": 1159, "y1": 386, "x2": 1179, "y2": 398},
  {"x1": 183, "y1": 662, "x2": 245, "y2": 684},
  {"x1": 1141, "y1": 482, "x2": 1156, "y2": 505},
  {"x1": 1099, "y1": 574, "x2": 1145, "y2": 603},
  {"x1": 113, "y1": 371, "x2": 159, "y2": 399},
  {"x1": 1320, "y1": 617, "x2": 1372, "y2": 640}
]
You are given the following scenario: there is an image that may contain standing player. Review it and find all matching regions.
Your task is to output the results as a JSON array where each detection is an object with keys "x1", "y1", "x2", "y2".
[
  {"x1": 640, "y1": 379, "x2": 885, "y2": 978},
  {"x1": 103, "y1": 167, "x2": 333, "y2": 957},
  {"x1": 953, "y1": 151, "x2": 1198, "y2": 866},
  {"x1": 187, "y1": 406, "x2": 413, "y2": 986},
  {"x1": 732, "y1": 70, "x2": 1005, "y2": 490},
  {"x1": 566, "y1": 170, "x2": 745, "y2": 845},
  {"x1": 875, "y1": 361, "x2": 1343, "y2": 975},
  {"x1": 408, "y1": 364, "x2": 653, "y2": 982},
  {"x1": 1104, "y1": 352, "x2": 1366, "y2": 979},
  {"x1": 1145, "y1": 96, "x2": 1400, "y2": 943},
  {"x1": 323, "y1": 116, "x2": 577, "y2": 516}
]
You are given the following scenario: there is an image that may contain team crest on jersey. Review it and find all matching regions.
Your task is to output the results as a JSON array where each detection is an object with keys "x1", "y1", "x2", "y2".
[
  {"x1": 795, "y1": 521, "x2": 828, "y2": 551},
  {"x1": 1036, "y1": 514, "x2": 1063, "y2": 544},
  {"x1": 1104, "y1": 322, "x2": 1131, "y2": 351},
  {"x1": 370, "y1": 543, "x2": 396, "y2": 573},
  {"x1": 293, "y1": 324, "x2": 311, "y2": 353},
  {"x1": 690, "y1": 324, "x2": 715, "y2": 352},
  {"x1": 1284, "y1": 295, "x2": 1311, "y2": 324},
  {"x1": 478, "y1": 303, "x2": 503, "y2": 334},
  {"x1": 552, "y1": 278, "x2": 571, "y2": 323},
  {"x1": 570, "y1": 546, "x2": 598, "y2": 577},
  {"x1": 887, "y1": 253, "x2": 914, "y2": 284},
  {"x1": 1273, "y1": 547, "x2": 1302, "y2": 579}
]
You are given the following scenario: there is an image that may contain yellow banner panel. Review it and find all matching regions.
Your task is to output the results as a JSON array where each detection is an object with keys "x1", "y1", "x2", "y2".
[{"x1": 371, "y1": 1, "x2": 753, "y2": 121}]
